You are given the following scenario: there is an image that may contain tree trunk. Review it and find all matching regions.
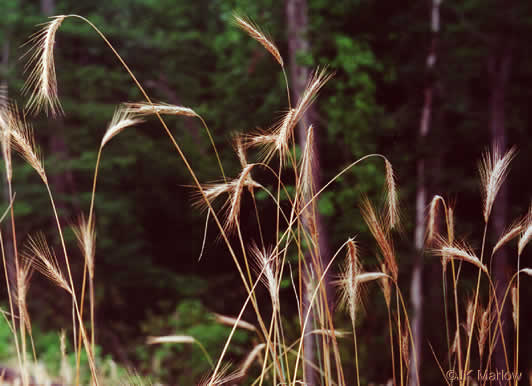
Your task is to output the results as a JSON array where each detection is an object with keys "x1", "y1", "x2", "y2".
[
  {"x1": 410, "y1": 1, "x2": 442, "y2": 384},
  {"x1": 487, "y1": 43, "x2": 512, "y2": 373},
  {"x1": 286, "y1": 0, "x2": 332, "y2": 383}
]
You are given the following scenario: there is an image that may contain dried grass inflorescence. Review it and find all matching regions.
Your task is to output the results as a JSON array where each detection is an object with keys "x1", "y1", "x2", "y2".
[
  {"x1": 23, "y1": 16, "x2": 66, "y2": 116},
  {"x1": 336, "y1": 239, "x2": 379, "y2": 324},
  {"x1": 123, "y1": 102, "x2": 197, "y2": 117},
  {"x1": 194, "y1": 164, "x2": 260, "y2": 233},
  {"x1": 384, "y1": 159, "x2": 399, "y2": 230},
  {"x1": 233, "y1": 135, "x2": 248, "y2": 169},
  {"x1": 22, "y1": 233, "x2": 71, "y2": 294},
  {"x1": 465, "y1": 300, "x2": 474, "y2": 339},
  {"x1": 7, "y1": 105, "x2": 47, "y2": 183},
  {"x1": 72, "y1": 215, "x2": 96, "y2": 279},
  {"x1": 479, "y1": 145, "x2": 516, "y2": 223},
  {"x1": 360, "y1": 198, "x2": 398, "y2": 280},
  {"x1": 200, "y1": 363, "x2": 240, "y2": 386},
  {"x1": 435, "y1": 243, "x2": 487, "y2": 273},
  {"x1": 299, "y1": 125, "x2": 315, "y2": 197},
  {"x1": 476, "y1": 302, "x2": 492, "y2": 360},
  {"x1": 426, "y1": 195, "x2": 445, "y2": 245},
  {"x1": 0, "y1": 105, "x2": 13, "y2": 182},
  {"x1": 146, "y1": 335, "x2": 195, "y2": 345},
  {"x1": 379, "y1": 263, "x2": 392, "y2": 307},
  {"x1": 250, "y1": 244, "x2": 279, "y2": 308},
  {"x1": 233, "y1": 13, "x2": 283, "y2": 67},
  {"x1": 522, "y1": 268, "x2": 532, "y2": 277},
  {"x1": 16, "y1": 258, "x2": 33, "y2": 331},
  {"x1": 213, "y1": 313, "x2": 256, "y2": 332},
  {"x1": 511, "y1": 286, "x2": 518, "y2": 327},
  {"x1": 244, "y1": 68, "x2": 331, "y2": 164},
  {"x1": 238, "y1": 344, "x2": 265, "y2": 379},
  {"x1": 401, "y1": 327, "x2": 410, "y2": 370},
  {"x1": 493, "y1": 222, "x2": 523, "y2": 256},
  {"x1": 101, "y1": 107, "x2": 144, "y2": 147}
]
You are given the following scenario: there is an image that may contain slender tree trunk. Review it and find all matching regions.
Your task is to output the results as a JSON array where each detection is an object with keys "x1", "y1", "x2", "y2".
[
  {"x1": 410, "y1": 1, "x2": 442, "y2": 384},
  {"x1": 286, "y1": 0, "x2": 332, "y2": 383},
  {"x1": 487, "y1": 42, "x2": 512, "y2": 373}
]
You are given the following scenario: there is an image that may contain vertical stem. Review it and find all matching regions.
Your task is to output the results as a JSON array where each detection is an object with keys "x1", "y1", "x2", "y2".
[
  {"x1": 352, "y1": 321, "x2": 360, "y2": 386},
  {"x1": 387, "y1": 305, "x2": 397, "y2": 386},
  {"x1": 461, "y1": 223, "x2": 488, "y2": 386}
]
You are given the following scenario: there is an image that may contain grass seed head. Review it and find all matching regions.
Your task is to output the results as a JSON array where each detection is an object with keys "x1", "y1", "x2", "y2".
[
  {"x1": 8, "y1": 105, "x2": 47, "y2": 183},
  {"x1": 23, "y1": 16, "x2": 66, "y2": 116},
  {"x1": 233, "y1": 13, "x2": 283, "y2": 67},
  {"x1": 360, "y1": 197, "x2": 398, "y2": 280},
  {"x1": 213, "y1": 313, "x2": 257, "y2": 332},
  {"x1": 384, "y1": 158, "x2": 399, "y2": 230},
  {"x1": 477, "y1": 303, "x2": 491, "y2": 359},
  {"x1": 146, "y1": 335, "x2": 195, "y2": 345},
  {"x1": 299, "y1": 125, "x2": 315, "y2": 198},
  {"x1": 123, "y1": 102, "x2": 197, "y2": 117},
  {"x1": 72, "y1": 214, "x2": 96, "y2": 279},
  {"x1": 511, "y1": 286, "x2": 518, "y2": 328},
  {"x1": 0, "y1": 105, "x2": 13, "y2": 182},
  {"x1": 435, "y1": 242, "x2": 487, "y2": 273},
  {"x1": 335, "y1": 239, "x2": 362, "y2": 324},
  {"x1": 492, "y1": 221, "x2": 523, "y2": 256},
  {"x1": 479, "y1": 145, "x2": 516, "y2": 223},
  {"x1": 237, "y1": 344, "x2": 265, "y2": 379},
  {"x1": 250, "y1": 243, "x2": 279, "y2": 308},
  {"x1": 465, "y1": 300, "x2": 474, "y2": 339},
  {"x1": 23, "y1": 233, "x2": 71, "y2": 294},
  {"x1": 427, "y1": 195, "x2": 445, "y2": 245},
  {"x1": 101, "y1": 107, "x2": 144, "y2": 148}
]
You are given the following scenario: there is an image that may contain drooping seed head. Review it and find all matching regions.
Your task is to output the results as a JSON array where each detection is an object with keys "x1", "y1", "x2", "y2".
[
  {"x1": 233, "y1": 13, "x2": 283, "y2": 67},
  {"x1": 101, "y1": 107, "x2": 144, "y2": 148},
  {"x1": 360, "y1": 197, "x2": 398, "y2": 280},
  {"x1": 213, "y1": 313, "x2": 256, "y2": 332},
  {"x1": 434, "y1": 242, "x2": 487, "y2": 273},
  {"x1": 8, "y1": 106, "x2": 47, "y2": 183},
  {"x1": 23, "y1": 16, "x2": 66, "y2": 116},
  {"x1": 146, "y1": 335, "x2": 196, "y2": 345},
  {"x1": 123, "y1": 102, "x2": 197, "y2": 117},
  {"x1": 237, "y1": 344, "x2": 265, "y2": 379},
  {"x1": 492, "y1": 221, "x2": 523, "y2": 256},
  {"x1": 23, "y1": 233, "x2": 71, "y2": 294}
]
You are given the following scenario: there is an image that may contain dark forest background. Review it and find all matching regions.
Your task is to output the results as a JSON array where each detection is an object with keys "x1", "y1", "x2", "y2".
[{"x1": 1, "y1": 0, "x2": 531, "y2": 384}]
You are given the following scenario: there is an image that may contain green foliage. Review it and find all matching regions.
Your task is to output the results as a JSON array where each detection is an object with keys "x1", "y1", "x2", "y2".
[
  {"x1": 0, "y1": 312, "x2": 144, "y2": 384},
  {"x1": 0, "y1": 0, "x2": 531, "y2": 383},
  {"x1": 137, "y1": 299, "x2": 250, "y2": 384}
]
